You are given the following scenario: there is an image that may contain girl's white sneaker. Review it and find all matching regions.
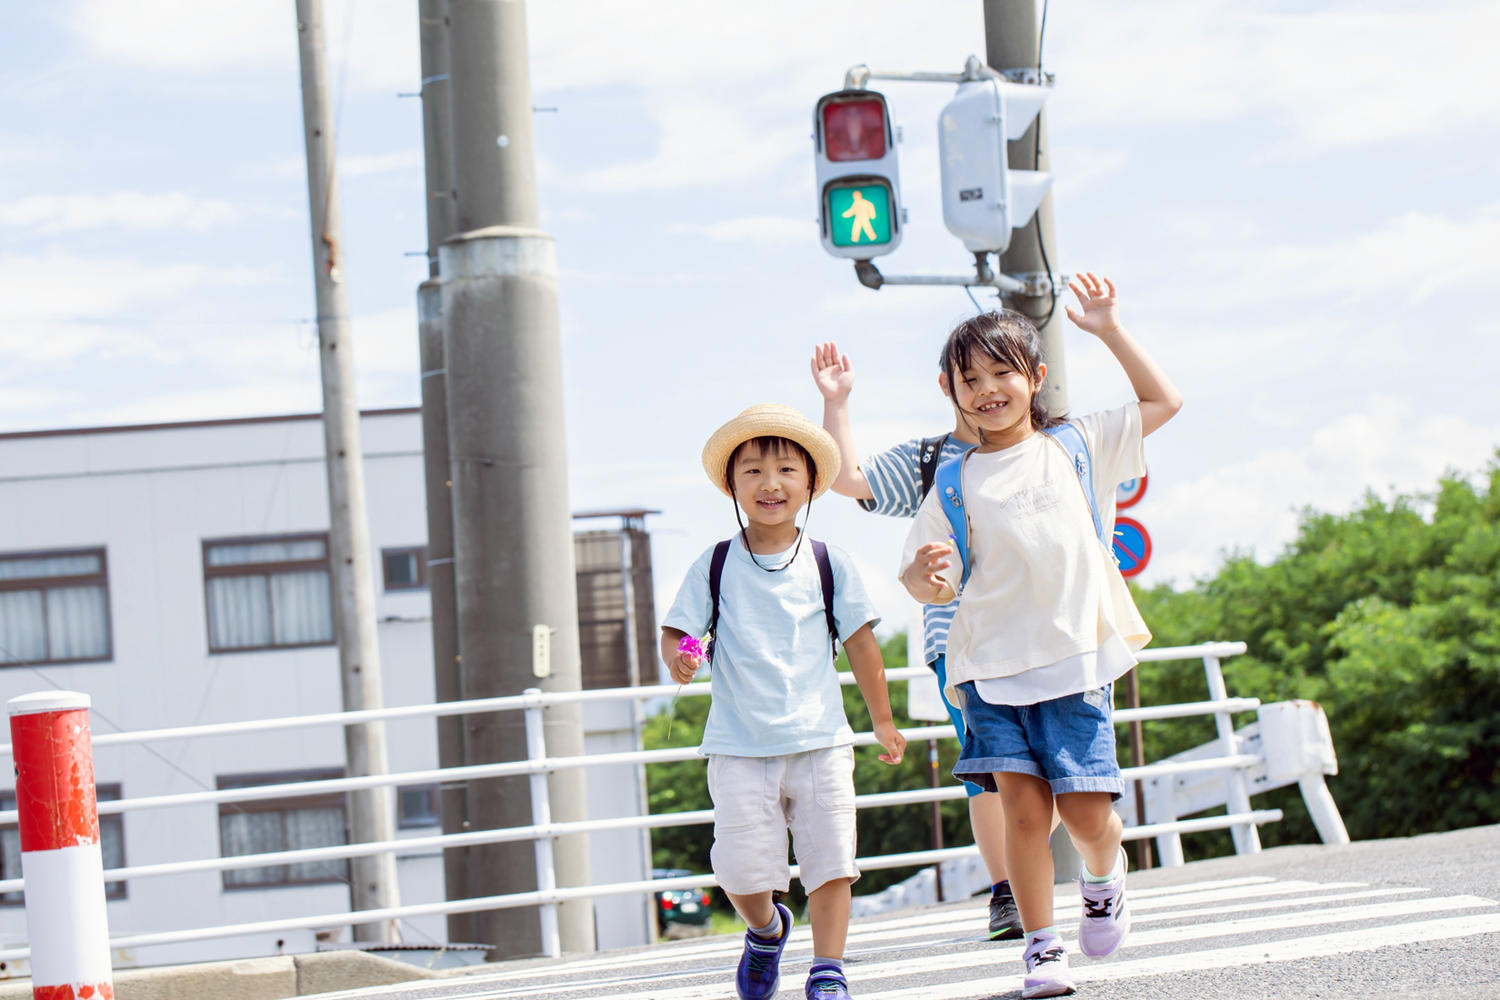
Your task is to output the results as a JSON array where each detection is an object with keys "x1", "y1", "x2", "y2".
[
  {"x1": 1021, "y1": 932, "x2": 1076, "y2": 998},
  {"x1": 1078, "y1": 846, "x2": 1131, "y2": 958}
]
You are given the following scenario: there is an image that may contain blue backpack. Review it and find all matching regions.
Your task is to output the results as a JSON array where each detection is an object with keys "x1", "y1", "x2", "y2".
[{"x1": 933, "y1": 422, "x2": 1107, "y2": 590}]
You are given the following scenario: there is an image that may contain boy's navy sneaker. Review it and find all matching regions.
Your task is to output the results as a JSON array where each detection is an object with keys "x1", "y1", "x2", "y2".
[
  {"x1": 1021, "y1": 932, "x2": 1075, "y2": 999},
  {"x1": 736, "y1": 902, "x2": 792, "y2": 1000},
  {"x1": 805, "y1": 967, "x2": 851, "y2": 999},
  {"x1": 988, "y1": 884, "x2": 1023, "y2": 940},
  {"x1": 1078, "y1": 846, "x2": 1131, "y2": 958}
]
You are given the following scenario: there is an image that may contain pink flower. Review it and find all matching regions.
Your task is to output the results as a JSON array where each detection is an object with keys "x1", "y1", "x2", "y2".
[{"x1": 677, "y1": 635, "x2": 705, "y2": 661}]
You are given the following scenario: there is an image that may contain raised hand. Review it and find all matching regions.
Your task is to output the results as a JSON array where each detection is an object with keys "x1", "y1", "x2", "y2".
[
  {"x1": 1064, "y1": 271, "x2": 1123, "y2": 339},
  {"x1": 810, "y1": 341, "x2": 856, "y2": 402}
]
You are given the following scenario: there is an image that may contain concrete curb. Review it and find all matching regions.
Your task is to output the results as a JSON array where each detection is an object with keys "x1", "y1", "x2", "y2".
[{"x1": 0, "y1": 950, "x2": 441, "y2": 1000}]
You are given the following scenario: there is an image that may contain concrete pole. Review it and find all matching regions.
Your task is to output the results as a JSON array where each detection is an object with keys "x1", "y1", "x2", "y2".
[
  {"x1": 985, "y1": 0, "x2": 1079, "y2": 885},
  {"x1": 294, "y1": 0, "x2": 401, "y2": 942},
  {"x1": 984, "y1": 0, "x2": 1069, "y2": 416},
  {"x1": 414, "y1": 0, "x2": 474, "y2": 947},
  {"x1": 442, "y1": 0, "x2": 594, "y2": 958}
]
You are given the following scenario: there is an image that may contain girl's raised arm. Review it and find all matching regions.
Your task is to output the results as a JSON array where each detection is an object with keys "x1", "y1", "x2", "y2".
[{"x1": 1064, "y1": 272, "x2": 1183, "y2": 437}]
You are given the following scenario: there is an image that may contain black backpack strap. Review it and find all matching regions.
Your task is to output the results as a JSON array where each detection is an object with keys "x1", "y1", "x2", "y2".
[
  {"x1": 918, "y1": 433, "x2": 950, "y2": 499},
  {"x1": 810, "y1": 539, "x2": 839, "y2": 656},
  {"x1": 705, "y1": 539, "x2": 732, "y2": 662}
]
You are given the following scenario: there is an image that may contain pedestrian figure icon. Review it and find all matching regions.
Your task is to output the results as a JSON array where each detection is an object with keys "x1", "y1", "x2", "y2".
[
  {"x1": 825, "y1": 183, "x2": 892, "y2": 249},
  {"x1": 842, "y1": 189, "x2": 878, "y2": 243}
]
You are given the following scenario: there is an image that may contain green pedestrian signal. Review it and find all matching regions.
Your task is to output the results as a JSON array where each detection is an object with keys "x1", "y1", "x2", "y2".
[{"x1": 825, "y1": 182, "x2": 893, "y2": 248}]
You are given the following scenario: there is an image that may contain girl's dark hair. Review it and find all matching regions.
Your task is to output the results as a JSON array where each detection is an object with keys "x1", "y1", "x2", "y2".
[
  {"x1": 725, "y1": 436, "x2": 818, "y2": 494},
  {"x1": 939, "y1": 309, "x2": 1064, "y2": 439}
]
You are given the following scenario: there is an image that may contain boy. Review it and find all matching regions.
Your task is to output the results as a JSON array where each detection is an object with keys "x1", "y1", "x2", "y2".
[
  {"x1": 661, "y1": 403, "x2": 906, "y2": 1000},
  {"x1": 811, "y1": 340, "x2": 1026, "y2": 941}
]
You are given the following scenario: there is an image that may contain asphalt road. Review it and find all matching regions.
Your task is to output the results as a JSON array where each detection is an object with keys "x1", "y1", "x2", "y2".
[{"x1": 309, "y1": 825, "x2": 1500, "y2": 1000}]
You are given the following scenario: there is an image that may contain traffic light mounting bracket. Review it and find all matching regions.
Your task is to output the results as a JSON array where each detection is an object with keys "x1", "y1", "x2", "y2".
[
  {"x1": 850, "y1": 255, "x2": 1067, "y2": 295},
  {"x1": 833, "y1": 56, "x2": 1056, "y2": 291}
]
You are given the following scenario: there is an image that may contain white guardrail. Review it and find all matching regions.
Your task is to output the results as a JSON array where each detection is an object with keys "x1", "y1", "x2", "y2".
[{"x1": 0, "y1": 640, "x2": 1344, "y2": 961}]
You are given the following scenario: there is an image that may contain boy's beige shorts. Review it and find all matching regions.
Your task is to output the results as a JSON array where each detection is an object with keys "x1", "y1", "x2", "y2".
[{"x1": 706, "y1": 744, "x2": 860, "y2": 896}]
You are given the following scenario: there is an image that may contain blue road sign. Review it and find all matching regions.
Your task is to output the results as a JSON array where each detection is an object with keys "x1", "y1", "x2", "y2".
[{"x1": 1113, "y1": 516, "x2": 1152, "y2": 578}]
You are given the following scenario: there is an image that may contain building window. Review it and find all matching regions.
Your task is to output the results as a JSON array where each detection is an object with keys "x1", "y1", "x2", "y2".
[
  {"x1": 397, "y1": 785, "x2": 440, "y2": 829},
  {"x1": 0, "y1": 548, "x2": 112, "y2": 666},
  {"x1": 382, "y1": 546, "x2": 427, "y2": 592},
  {"x1": 2, "y1": 785, "x2": 125, "y2": 903},
  {"x1": 203, "y1": 534, "x2": 334, "y2": 653},
  {"x1": 217, "y1": 771, "x2": 348, "y2": 889}
]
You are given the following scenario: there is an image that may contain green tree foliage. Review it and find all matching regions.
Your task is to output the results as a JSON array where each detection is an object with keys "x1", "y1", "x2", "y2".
[{"x1": 1131, "y1": 454, "x2": 1500, "y2": 853}]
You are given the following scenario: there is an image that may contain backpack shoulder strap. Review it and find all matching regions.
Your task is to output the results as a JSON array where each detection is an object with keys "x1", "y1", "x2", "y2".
[
  {"x1": 933, "y1": 452, "x2": 972, "y2": 590},
  {"x1": 1043, "y1": 422, "x2": 1105, "y2": 544},
  {"x1": 810, "y1": 539, "x2": 839, "y2": 657},
  {"x1": 917, "y1": 434, "x2": 950, "y2": 500},
  {"x1": 705, "y1": 539, "x2": 732, "y2": 662}
]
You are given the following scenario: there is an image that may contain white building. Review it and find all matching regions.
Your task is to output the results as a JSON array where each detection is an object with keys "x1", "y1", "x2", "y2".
[{"x1": 0, "y1": 408, "x2": 656, "y2": 968}]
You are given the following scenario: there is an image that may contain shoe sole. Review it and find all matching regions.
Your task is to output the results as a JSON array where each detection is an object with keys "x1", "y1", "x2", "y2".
[
  {"x1": 988, "y1": 924, "x2": 1024, "y2": 941},
  {"x1": 1021, "y1": 982, "x2": 1076, "y2": 999}
]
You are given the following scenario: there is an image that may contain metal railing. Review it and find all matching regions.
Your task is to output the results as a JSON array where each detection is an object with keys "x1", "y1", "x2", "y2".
[{"x1": 0, "y1": 640, "x2": 1278, "y2": 962}]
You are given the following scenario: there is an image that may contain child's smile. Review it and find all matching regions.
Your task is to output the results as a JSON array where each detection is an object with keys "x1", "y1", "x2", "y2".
[
  {"x1": 954, "y1": 354, "x2": 1043, "y2": 448},
  {"x1": 728, "y1": 441, "x2": 813, "y2": 543}
]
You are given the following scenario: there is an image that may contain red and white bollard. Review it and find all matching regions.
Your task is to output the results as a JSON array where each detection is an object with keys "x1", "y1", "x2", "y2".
[{"x1": 9, "y1": 691, "x2": 114, "y2": 1000}]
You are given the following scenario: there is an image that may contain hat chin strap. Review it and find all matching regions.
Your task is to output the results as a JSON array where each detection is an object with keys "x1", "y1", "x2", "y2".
[{"x1": 728, "y1": 481, "x2": 814, "y2": 573}]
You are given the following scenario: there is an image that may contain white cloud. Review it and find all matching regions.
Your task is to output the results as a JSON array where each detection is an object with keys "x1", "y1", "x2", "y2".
[
  {"x1": 565, "y1": 101, "x2": 807, "y2": 195},
  {"x1": 1142, "y1": 398, "x2": 1499, "y2": 586},
  {"x1": 65, "y1": 382, "x2": 325, "y2": 429},
  {"x1": 67, "y1": 0, "x2": 417, "y2": 93},
  {"x1": 1120, "y1": 203, "x2": 1500, "y2": 325},
  {"x1": 670, "y1": 216, "x2": 812, "y2": 245},
  {"x1": 0, "y1": 251, "x2": 268, "y2": 329},
  {"x1": 1050, "y1": 1, "x2": 1500, "y2": 152},
  {"x1": 0, "y1": 192, "x2": 264, "y2": 234}
]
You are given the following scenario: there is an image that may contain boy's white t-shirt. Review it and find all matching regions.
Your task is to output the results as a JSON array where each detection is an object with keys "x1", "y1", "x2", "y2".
[
  {"x1": 662, "y1": 532, "x2": 881, "y2": 757},
  {"x1": 900, "y1": 404, "x2": 1151, "y2": 707}
]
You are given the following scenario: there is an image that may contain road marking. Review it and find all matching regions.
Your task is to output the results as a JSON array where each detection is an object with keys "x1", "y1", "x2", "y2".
[
  {"x1": 863, "y1": 913, "x2": 1500, "y2": 1000},
  {"x1": 308, "y1": 879, "x2": 1496, "y2": 1000}
]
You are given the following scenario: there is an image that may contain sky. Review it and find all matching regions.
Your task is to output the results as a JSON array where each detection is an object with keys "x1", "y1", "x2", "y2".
[{"x1": 4, "y1": 1, "x2": 1498, "y2": 646}]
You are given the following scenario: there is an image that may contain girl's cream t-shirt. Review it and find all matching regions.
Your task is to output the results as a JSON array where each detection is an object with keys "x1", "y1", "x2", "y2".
[{"x1": 900, "y1": 403, "x2": 1151, "y2": 706}]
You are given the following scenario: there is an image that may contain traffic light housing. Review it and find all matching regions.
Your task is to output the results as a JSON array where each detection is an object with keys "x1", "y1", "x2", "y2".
[
  {"x1": 813, "y1": 90, "x2": 903, "y2": 259},
  {"x1": 937, "y1": 77, "x2": 1052, "y2": 254}
]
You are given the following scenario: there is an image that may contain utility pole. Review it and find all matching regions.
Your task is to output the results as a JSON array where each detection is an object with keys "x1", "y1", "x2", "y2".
[
  {"x1": 413, "y1": 0, "x2": 474, "y2": 946},
  {"x1": 985, "y1": 0, "x2": 1081, "y2": 884},
  {"x1": 294, "y1": 0, "x2": 401, "y2": 941},
  {"x1": 984, "y1": 0, "x2": 1069, "y2": 417},
  {"x1": 442, "y1": 0, "x2": 594, "y2": 958}
]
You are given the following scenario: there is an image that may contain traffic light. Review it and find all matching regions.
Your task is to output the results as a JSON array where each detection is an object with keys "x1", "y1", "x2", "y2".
[
  {"x1": 813, "y1": 90, "x2": 902, "y2": 259},
  {"x1": 937, "y1": 77, "x2": 1052, "y2": 254}
]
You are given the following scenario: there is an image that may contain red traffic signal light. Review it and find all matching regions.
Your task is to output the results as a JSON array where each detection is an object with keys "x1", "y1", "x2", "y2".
[{"x1": 821, "y1": 96, "x2": 887, "y2": 162}]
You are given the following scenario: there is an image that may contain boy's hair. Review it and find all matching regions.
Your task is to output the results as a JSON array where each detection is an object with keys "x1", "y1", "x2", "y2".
[
  {"x1": 725, "y1": 435, "x2": 818, "y2": 495},
  {"x1": 939, "y1": 309, "x2": 1065, "y2": 434}
]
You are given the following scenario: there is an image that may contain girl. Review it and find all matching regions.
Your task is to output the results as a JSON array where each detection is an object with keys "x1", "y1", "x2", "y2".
[{"x1": 898, "y1": 273, "x2": 1181, "y2": 999}]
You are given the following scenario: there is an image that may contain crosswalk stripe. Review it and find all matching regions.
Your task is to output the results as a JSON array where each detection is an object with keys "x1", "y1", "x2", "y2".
[
  {"x1": 443, "y1": 877, "x2": 1373, "y2": 987},
  {"x1": 306, "y1": 878, "x2": 1497, "y2": 1000},
  {"x1": 483, "y1": 895, "x2": 1498, "y2": 1000},
  {"x1": 862, "y1": 913, "x2": 1500, "y2": 1000}
]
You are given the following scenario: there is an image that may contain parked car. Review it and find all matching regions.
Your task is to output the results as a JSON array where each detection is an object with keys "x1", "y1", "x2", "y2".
[{"x1": 652, "y1": 867, "x2": 713, "y2": 936}]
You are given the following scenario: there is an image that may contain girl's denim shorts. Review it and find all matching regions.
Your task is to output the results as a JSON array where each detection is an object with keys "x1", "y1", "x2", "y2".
[{"x1": 951, "y1": 682, "x2": 1124, "y2": 799}]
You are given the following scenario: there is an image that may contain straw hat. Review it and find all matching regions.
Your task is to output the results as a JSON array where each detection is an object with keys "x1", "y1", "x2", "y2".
[{"x1": 701, "y1": 404, "x2": 841, "y2": 499}]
